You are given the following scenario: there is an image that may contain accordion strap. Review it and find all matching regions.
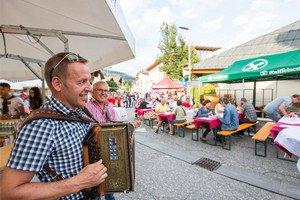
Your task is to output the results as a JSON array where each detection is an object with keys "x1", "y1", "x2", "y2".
[{"x1": 19, "y1": 108, "x2": 96, "y2": 182}]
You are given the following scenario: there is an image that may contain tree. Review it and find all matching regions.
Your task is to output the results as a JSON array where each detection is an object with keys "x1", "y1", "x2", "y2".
[
  {"x1": 123, "y1": 81, "x2": 132, "y2": 92},
  {"x1": 158, "y1": 22, "x2": 199, "y2": 80},
  {"x1": 106, "y1": 80, "x2": 118, "y2": 91}
]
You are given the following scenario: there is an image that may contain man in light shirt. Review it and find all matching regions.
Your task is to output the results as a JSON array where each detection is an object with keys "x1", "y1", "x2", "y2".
[
  {"x1": 264, "y1": 94, "x2": 300, "y2": 122},
  {"x1": 154, "y1": 98, "x2": 170, "y2": 134}
]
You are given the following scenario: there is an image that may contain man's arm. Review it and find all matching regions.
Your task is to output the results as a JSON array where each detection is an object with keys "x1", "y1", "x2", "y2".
[{"x1": 1, "y1": 160, "x2": 107, "y2": 200}]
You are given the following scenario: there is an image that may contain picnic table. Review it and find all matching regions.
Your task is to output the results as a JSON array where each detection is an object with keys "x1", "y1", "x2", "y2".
[
  {"x1": 136, "y1": 108, "x2": 154, "y2": 117},
  {"x1": 270, "y1": 117, "x2": 300, "y2": 157},
  {"x1": 158, "y1": 112, "x2": 175, "y2": 122},
  {"x1": 194, "y1": 116, "x2": 220, "y2": 129},
  {"x1": 194, "y1": 113, "x2": 245, "y2": 129}
]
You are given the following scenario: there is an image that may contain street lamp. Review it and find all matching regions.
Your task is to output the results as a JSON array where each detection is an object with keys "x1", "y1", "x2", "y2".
[{"x1": 179, "y1": 26, "x2": 191, "y2": 84}]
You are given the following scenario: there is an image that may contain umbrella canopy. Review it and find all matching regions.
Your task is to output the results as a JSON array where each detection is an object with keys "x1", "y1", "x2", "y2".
[
  {"x1": 152, "y1": 76, "x2": 184, "y2": 90},
  {"x1": 0, "y1": 0, "x2": 135, "y2": 81},
  {"x1": 199, "y1": 50, "x2": 300, "y2": 83}
]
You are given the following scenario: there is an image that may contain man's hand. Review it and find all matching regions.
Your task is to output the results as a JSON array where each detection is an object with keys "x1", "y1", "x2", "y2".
[
  {"x1": 71, "y1": 159, "x2": 107, "y2": 190},
  {"x1": 288, "y1": 112, "x2": 296, "y2": 117}
]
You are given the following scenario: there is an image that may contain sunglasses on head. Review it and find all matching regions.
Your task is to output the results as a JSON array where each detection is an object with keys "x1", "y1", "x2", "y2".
[{"x1": 50, "y1": 52, "x2": 85, "y2": 80}]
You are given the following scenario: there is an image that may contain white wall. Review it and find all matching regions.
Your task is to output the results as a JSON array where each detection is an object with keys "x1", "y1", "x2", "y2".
[
  {"x1": 216, "y1": 80, "x2": 300, "y2": 106},
  {"x1": 148, "y1": 64, "x2": 165, "y2": 84}
]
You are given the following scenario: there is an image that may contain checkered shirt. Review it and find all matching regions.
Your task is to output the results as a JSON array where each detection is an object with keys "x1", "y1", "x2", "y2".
[
  {"x1": 7, "y1": 97, "x2": 91, "y2": 200},
  {"x1": 242, "y1": 102, "x2": 257, "y2": 122}
]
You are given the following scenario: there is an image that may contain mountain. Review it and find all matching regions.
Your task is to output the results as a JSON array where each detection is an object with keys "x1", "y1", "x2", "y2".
[{"x1": 102, "y1": 69, "x2": 134, "y2": 82}]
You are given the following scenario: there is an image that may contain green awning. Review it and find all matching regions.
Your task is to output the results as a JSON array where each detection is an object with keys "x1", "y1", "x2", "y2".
[{"x1": 199, "y1": 50, "x2": 300, "y2": 83}]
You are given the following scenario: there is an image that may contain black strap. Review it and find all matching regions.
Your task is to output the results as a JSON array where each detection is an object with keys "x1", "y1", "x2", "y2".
[
  {"x1": 180, "y1": 106, "x2": 186, "y2": 116},
  {"x1": 2, "y1": 95, "x2": 15, "y2": 115},
  {"x1": 19, "y1": 108, "x2": 96, "y2": 181},
  {"x1": 43, "y1": 164, "x2": 63, "y2": 181}
]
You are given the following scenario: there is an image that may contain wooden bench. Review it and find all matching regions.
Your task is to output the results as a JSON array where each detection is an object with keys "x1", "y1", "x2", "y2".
[
  {"x1": 218, "y1": 123, "x2": 257, "y2": 150},
  {"x1": 252, "y1": 122, "x2": 275, "y2": 157},
  {"x1": 174, "y1": 119, "x2": 194, "y2": 137}
]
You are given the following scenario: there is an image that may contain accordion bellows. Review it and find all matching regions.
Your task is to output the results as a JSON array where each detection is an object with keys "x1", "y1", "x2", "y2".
[{"x1": 83, "y1": 122, "x2": 135, "y2": 195}]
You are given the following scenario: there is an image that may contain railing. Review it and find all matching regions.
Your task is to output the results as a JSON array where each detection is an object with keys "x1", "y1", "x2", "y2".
[{"x1": 216, "y1": 89, "x2": 274, "y2": 107}]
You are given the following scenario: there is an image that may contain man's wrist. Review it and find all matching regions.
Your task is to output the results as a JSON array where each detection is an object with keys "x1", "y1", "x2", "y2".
[{"x1": 64, "y1": 176, "x2": 83, "y2": 193}]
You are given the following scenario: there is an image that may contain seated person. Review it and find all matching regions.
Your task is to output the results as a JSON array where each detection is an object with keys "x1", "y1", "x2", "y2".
[
  {"x1": 0, "y1": 83, "x2": 26, "y2": 119},
  {"x1": 170, "y1": 95, "x2": 179, "y2": 111},
  {"x1": 169, "y1": 100, "x2": 186, "y2": 135},
  {"x1": 154, "y1": 98, "x2": 170, "y2": 134},
  {"x1": 138, "y1": 98, "x2": 149, "y2": 109},
  {"x1": 214, "y1": 98, "x2": 225, "y2": 115},
  {"x1": 218, "y1": 97, "x2": 239, "y2": 131},
  {"x1": 182, "y1": 97, "x2": 191, "y2": 108},
  {"x1": 196, "y1": 100, "x2": 215, "y2": 142},
  {"x1": 239, "y1": 97, "x2": 257, "y2": 123}
]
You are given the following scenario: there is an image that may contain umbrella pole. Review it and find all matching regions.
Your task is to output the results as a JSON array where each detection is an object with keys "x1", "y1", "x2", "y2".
[
  {"x1": 253, "y1": 80, "x2": 257, "y2": 107},
  {"x1": 242, "y1": 79, "x2": 245, "y2": 97}
]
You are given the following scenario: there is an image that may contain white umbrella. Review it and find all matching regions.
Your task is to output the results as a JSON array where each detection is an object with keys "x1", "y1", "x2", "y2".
[{"x1": 0, "y1": 0, "x2": 135, "y2": 81}]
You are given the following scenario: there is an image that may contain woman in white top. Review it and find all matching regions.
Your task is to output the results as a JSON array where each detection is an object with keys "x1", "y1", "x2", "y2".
[{"x1": 215, "y1": 97, "x2": 224, "y2": 114}]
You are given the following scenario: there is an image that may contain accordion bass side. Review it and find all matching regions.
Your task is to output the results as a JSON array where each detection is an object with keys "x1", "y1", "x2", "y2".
[{"x1": 83, "y1": 122, "x2": 135, "y2": 195}]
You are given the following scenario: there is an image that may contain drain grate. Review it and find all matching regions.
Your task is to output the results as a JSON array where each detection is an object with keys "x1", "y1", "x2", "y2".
[{"x1": 193, "y1": 157, "x2": 221, "y2": 171}]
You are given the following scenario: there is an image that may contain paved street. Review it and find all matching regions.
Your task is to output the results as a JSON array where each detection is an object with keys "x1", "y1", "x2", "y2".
[
  {"x1": 114, "y1": 108, "x2": 300, "y2": 200},
  {"x1": 116, "y1": 142, "x2": 293, "y2": 200}
]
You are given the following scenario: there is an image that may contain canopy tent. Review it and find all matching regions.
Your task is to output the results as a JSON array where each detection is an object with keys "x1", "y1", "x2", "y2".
[
  {"x1": 199, "y1": 50, "x2": 300, "y2": 83},
  {"x1": 198, "y1": 50, "x2": 300, "y2": 106},
  {"x1": 152, "y1": 76, "x2": 184, "y2": 90},
  {"x1": 0, "y1": 0, "x2": 135, "y2": 81}
]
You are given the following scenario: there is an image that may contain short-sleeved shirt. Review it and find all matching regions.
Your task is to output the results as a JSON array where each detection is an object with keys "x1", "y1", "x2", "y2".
[
  {"x1": 85, "y1": 98, "x2": 116, "y2": 123},
  {"x1": 241, "y1": 102, "x2": 257, "y2": 122},
  {"x1": 264, "y1": 97, "x2": 292, "y2": 114},
  {"x1": 0, "y1": 96, "x2": 24, "y2": 116},
  {"x1": 7, "y1": 97, "x2": 91, "y2": 200},
  {"x1": 174, "y1": 106, "x2": 186, "y2": 120}
]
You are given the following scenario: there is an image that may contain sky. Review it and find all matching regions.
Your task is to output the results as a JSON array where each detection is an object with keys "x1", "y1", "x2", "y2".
[{"x1": 110, "y1": 0, "x2": 300, "y2": 77}]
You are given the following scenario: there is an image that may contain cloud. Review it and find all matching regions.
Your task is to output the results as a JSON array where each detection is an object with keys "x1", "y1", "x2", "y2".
[
  {"x1": 130, "y1": 6, "x2": 178, "y2": 39},
  {"x1": 174, "y1": 0, "x2": 224, "y2": 19},
  {"x1": 201, "y1": 17, "x2": 224, "y2": 31},
  {"x1": 229, "y1": 0, "x2": 280, "y2": 47}
]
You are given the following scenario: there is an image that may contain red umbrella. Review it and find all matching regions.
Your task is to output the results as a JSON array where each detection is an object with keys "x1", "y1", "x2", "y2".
[{"x1": 152, "y1": 76, "x2": 184, "y2": 90}]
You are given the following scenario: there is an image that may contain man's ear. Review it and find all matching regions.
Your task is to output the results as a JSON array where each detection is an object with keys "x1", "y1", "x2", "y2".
[{"x1": 51, "y1": 77, "x2": 63, "y2": 92}]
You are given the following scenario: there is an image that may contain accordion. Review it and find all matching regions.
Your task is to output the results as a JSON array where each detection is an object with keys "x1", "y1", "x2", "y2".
[{"x1": 83, "y1": 122, "x2": 135, "y2": 196}]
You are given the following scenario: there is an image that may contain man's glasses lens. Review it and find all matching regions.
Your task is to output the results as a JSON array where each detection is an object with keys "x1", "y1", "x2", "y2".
[{"x1": 94, "y1": 89, "x2": 109, "y2": 93}]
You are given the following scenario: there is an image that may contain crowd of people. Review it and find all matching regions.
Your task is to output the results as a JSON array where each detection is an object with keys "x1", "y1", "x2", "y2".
[
  {"x1": 0, "y1": 83, "x2": 43, "y2": 120},
  {"x1": 135, "y1": 92, "x2": 300, "y2": 144},
  {"x1": 1, "y1": 52, "x2": 300, "y2": 200}
]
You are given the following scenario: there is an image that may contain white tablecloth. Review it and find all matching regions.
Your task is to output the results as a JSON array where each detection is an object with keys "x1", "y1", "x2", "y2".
[
  {"x1": 113, "y1": 107, "x2": 128, "y2": 122},
  {"x1": 274, "y1": 127, "x2": 300, "y2": 172}
]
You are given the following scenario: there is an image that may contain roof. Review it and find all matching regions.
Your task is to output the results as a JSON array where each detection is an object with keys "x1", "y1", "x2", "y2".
[
  {"x1": 194, "y1": 46, "x2": 221, "y2": 52},
  {"x1": 194, "y1": 20, "x2": 300, "y2": 69},
  {"x1": 152, "y1": 76, "x2": 183, "y2": 90},
  {"x1": 145, "y1": 60, "x2": 161, "y2": 72}
]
